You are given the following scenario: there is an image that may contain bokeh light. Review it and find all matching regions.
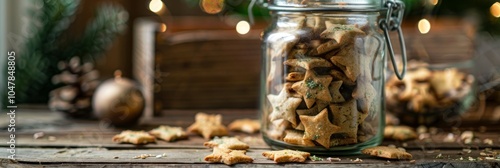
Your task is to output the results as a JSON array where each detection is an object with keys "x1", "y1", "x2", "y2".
[
  {"x1": 418, "y1": 19, "x2": 431, "y2": 34},
  {"x1": 149, "y1": 0, "x2": 163, "y2": 13},
  {"x1": 236, "y1": 20, "x2": 250, "y2": 35},
  {"x1": 491, "y1": 2, "x2": 500, "y2": 18},
  {"x1": 159, "y1": 24, "x2": 167, "y2": 32}
]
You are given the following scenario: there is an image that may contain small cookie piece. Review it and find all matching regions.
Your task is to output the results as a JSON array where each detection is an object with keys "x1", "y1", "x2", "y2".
[
  {"x1": 228, "y1": 119, "x2": 260, "y2": 134},
  {"x1": 112, "y1": 130, "x2": 156, "y2": 145},
  {"x1": 283, "y1": 130, "x2": 316, "y2": 146},
  {"x1": 384, "y1": 125, "x2": 417, "y2": 141},
  {"x1": 292, "y1": 70, "x2": 333, "y2": 108},
  {"x1": 204, "y1": 137, "x2": 250, "y2": 150},
  {"x1": 362, "y1": 146, "x2": 413, "y2": 160},
  {"x1": 149, "y1": 125, "x2": 188, "y2": 142},
  {"x1": 187, "y1": 113, "x2": 229, "y2": 140},
  {"x1": 204, "y1": 147, "x2": 253, "y2": 165},
  {"x1": 300, "y1": 108, "x2": 341, "y2": 148},
  {"x1": 262, "y1": 149, "x2": 311, "y2": 163}
]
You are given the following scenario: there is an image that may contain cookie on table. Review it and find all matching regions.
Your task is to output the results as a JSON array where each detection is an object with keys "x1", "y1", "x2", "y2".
[
  {"x1": 362, "y1": 146, "x2": 413, "y2": 160},
  {"x1": 148, "y1": 125, "x2": 188, "y2": 142},
  {"x1": 204, "y1": 147, "x2": 253, "y2": 165},
  {"x1": 187, "y1": 113, "x2": 228, "y2": 140},
  {"x1": 262, "y1": 149, "x2": 310, "y2": 163},
  {"x1": 384, "y1": 125, "x2": 417, "y2": 141},
  {"x1": 204, "y1": 137, "x2": 249, "y2": 150},
  {"x1": 112, "y1": 130, "x2": 156, "y2": 145},
  {"x1": 228, "y1": 119, "x2": 260, "y2": 134}
]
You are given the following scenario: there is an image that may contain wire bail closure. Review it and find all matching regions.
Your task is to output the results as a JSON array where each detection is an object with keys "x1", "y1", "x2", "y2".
[{"x1": 380, "y1": 0, "x2": 407, "y2": 80}]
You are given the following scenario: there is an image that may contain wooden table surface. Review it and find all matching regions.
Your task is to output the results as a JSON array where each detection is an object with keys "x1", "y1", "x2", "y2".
[{"x1": 1, "y1": 108, "x2": 499, "y2": 167}]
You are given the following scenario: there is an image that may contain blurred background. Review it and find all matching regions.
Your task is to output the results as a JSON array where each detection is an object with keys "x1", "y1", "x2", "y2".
[{"x1": 0, "y1": 0, "x2": 499, "y2": 124}]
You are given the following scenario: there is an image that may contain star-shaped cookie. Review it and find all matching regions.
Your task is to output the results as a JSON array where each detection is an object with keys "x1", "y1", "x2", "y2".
[
  {"x1": 204, "y1": 147, "x2": 253, "y2": 165},
  {"x1": 283, "y1": 130, "x2": 316, "y2": 147},
  {"x1": 284, "y1": 57, "x2": 333, "y2": 71},
  {"x1": 330, "y1": 44, "x2": 364, "y2": 82},
  {"x1": 329, "y1": 80, "x2": 345, "y2": 103},
  {"x1": 187, "y1": 113, "x2": 228, "y2": 139},
  {"x1": 262, "y1": 149, "x2": 311, "y2": 163},
  {"x1": 299, "y1": 108, "x2": 341, "y2": 148},
  {"x1": 329, "y1": 100, "x2": 366, "y2": 139},
  {"x1": 228, "y1": 119, "x2": 260, "y2": 134},
  {"x1": 320, "y1": 22, "x2": 365, "y2": 44},
  {"x1": 149, "y1": 125, "x2": 188, "y2": 142},
  {"x1": 204, "y1": 137, "x2": 250, "y2": 150},
  {"x1": 292, "y1": 70, "x2": 333, "y2": 108},
  {"x1": 267, "y1": 87, "x2": 302, "y2": 126},
  {"x1": 352, "y1": 79, "x2": 377, "y2": 114},
  {"x1": 112, "y1": 130, "x2": 156, "y2": 145}
]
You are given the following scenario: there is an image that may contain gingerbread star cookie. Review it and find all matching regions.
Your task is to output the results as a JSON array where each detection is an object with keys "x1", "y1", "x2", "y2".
[
  {"x1": 204, "y1": 137, "x2": 250, "y2": 150},
  {"x1": 112, "y1": 130, "x2": 156, "y2": 145},
  {"x1": 292, "y1": 70, "x2": 333, "y2": 108},
  {"x1": 283, "y1": 130, "x2": 316, "y2": 147},
  {"x1": 228, "y1": 119, "x2": 260, "y2": 134},
  {"x1": 320, "y1": 22, "x2": 365, "y2": 44},
  {"x1": 267, "y1": 87, "x2": 302, "y2": 126},
  {"x1": 187, "y1": 113, "x2": 228, "y2": 140},
  {"x1": 299, "y1": 108, "x2": 341, "y2": 148},
  {"x1": 262, "y1": 149, "x2": 311, "y2": 163},
  {"x1": 204, "y1": 147, "x2": 253, "y2": 165},
  {"x1": 149, "y1": 125, "x2": 188, "y2": 142}
]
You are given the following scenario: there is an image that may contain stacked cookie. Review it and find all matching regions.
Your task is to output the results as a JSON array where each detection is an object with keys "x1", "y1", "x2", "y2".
[{"x1": 264, "y1": 15, "x2": 380, "y2": 148}]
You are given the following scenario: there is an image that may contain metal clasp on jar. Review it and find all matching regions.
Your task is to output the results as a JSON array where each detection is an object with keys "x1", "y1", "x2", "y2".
[{"x1": 379, "y1": 0, "x2": 407, "y2": 80}]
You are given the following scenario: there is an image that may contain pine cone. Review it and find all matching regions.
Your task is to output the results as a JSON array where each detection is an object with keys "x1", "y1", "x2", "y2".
[{"x1": 49, "y1": 57, "x2": 100, "y2": 118}]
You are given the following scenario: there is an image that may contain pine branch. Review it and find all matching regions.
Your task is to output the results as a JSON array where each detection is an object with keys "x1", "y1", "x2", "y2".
[
  {"x1": 58, "y1": 3, "x2": 128, "y2": 62},
  {"x1": 15, "y1": 0, "x2": 80, "y2": 103}
]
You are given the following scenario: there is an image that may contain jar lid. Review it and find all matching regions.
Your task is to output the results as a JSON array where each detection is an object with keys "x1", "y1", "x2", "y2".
[{"x1": 268, "y1": 0, "x2": 387, "y2": 11}]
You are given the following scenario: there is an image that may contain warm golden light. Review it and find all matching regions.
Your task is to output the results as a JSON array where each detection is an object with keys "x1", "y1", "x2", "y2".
[
  {"x1": 236, "y1": 20, "x2": 250, "y2": 35},
  {"x1": 149, "y1": 0, "x2": 163, "y2": 13},
  {"x1": 200, "y1": 0, "x2": 225, "y2": 14},
  {"x1": 429, "y1": 0, "x2": 438, "y2": 6},
  {"x1": 491, "y1": 2, "x2": 500, "y2": 18},
  {"x1": 418, "y1": 19, "x2": 431, "y2": 34},
  {"x1": 159, "y1": 24, "x2": 167, "y2": 32}
]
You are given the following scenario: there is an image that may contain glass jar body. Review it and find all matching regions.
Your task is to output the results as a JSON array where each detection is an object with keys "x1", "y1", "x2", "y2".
[{"x1": 260, "y1": 11, "x2": 386, "y2": 155}]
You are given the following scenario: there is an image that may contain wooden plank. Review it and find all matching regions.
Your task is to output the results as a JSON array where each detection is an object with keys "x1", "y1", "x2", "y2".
[{"x1": 1, "y1": 148, "x2": 499, "y2": 167}]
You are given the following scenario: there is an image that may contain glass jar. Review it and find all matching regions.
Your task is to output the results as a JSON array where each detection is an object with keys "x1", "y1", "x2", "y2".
[{"x1": 260, "y1": 0, "x2": 407, "y2": 154}]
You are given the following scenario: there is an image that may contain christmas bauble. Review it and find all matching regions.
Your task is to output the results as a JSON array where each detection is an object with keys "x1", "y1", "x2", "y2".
[{"x1": 92, "y1": 71, "x2": 145, "y2": 127}]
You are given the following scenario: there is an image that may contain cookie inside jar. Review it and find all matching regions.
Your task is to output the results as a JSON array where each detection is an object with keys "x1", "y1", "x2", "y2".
[{"x1": 263, "y1": 13, "x2": 384, "y2": 150}]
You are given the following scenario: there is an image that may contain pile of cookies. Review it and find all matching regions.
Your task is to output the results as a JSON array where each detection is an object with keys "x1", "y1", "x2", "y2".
[
  {"x1": 386, "y1": 60, "x2": 475, "y2": 115},
  {"x1": 264, "y1": 15, "x2": 381, "y2": 148},
  {"x1": 112, "y1": 113, "x2": 260, "y2": 145}
]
